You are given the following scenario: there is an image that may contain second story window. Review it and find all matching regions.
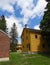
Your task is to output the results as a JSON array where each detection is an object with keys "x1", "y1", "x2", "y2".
[{"x1": 35, "y1": 35, "x2": 38, "y2": 38}]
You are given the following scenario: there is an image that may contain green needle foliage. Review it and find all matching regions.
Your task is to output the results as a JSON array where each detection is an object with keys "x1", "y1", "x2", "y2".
[
  {"x1": 10, "y1": 23, "x2": 18, "y2": 51},
  {"x1": 40, "y1": 0, "x2": 50, "y2": 46},
  {"x1": 0, "y1": 15, "x2": 6, "y2": 32}
]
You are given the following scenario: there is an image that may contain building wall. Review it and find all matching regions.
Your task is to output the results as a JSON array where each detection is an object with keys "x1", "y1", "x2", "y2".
[
  {"x1": 29, "y1": 32, "x2": 50, "y2": 53},
  {"x1": 30, "y1": 32, "x2": 42, "y2": 52},
  {"x1": 22, "y1": 28, "x2": 31, "y2": 52},
  {"x1": 0, "y1": 31, "x2": 10, "y2": 58},
  {"x1": 21, "y1": 28, "x2": 50, "y2": 53}
]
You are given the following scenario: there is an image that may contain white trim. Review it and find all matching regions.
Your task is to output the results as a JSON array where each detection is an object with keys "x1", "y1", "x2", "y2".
[{"x1": 0, "y1": 57, "x2": 9, "y2": 61}]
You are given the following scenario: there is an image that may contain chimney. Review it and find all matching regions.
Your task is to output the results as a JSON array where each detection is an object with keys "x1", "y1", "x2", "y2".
[{"x1": 25, "y1": 24, "x2": 27, "y2": 28}]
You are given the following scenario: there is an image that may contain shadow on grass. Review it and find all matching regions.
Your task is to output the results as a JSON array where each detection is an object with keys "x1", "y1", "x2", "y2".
[{"x1": 38, "y1": 52, "x2": 50, "y2": 58}]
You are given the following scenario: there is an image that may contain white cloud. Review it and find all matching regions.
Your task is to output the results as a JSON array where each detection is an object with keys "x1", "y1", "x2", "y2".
[
  {"x1": 32, "y1": 0, "x2": 47, "y2": 17},
  {"x1": 17, "y1": 0, "x2": 34, "y2": 10},
  {"x1": 16, "y1": 0, "x2": 35, "y2": 24},
  {"x1": 34, "y1": 24, "x2": 40, "y2": 30},
  {"x1": 0, "y1": 0, "x2": 47, "y2": 24},
  {"x1": 16, "y1": 0, "x2": 47, "y2": 24},
  {"x1": 0, "y1": 0, "x2": 17, "y2": 13},
  {"x1": 6, "y1": 15, "x2": 23, "y2": 37},
  {"x1": 22, "y1": 17, "x2": 29, "y2": 25},
  {"x1": 0, "y1": 0, "x2": 47, "y2": 38}
]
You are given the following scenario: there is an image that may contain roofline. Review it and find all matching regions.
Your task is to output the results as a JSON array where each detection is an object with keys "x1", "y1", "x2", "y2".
[
  {"x1": 0, "y1": 29, "x2": 10, "y2": 38},
  {"x1": 21, "y1": 28, "x2": 41, "y2": 38},
  {"x1": 29, "y1": 29, "x2": 41, "y2": 33}
]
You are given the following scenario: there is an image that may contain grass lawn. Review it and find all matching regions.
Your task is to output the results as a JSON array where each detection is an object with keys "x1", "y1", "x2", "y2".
[{"x1": 0, "y1": 52, "x2": 50, "y2": 65}]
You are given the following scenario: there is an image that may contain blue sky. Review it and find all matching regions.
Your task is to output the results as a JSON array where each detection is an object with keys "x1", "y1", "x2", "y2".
[{"x1": 0, "y1": 0, "x2": 47, "y2": 43}]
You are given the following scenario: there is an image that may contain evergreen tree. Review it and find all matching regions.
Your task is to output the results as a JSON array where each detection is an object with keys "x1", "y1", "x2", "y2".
[
  {"x1": 40, "y1": 0, "x2": 50, "y2": 31},
  {"x1": 10, "y1": 23, "x2": 18, "y2": 51},
  {"x1": 0, "y1": 15, "x2": 6, "y2": 32},
  {"x1": 40, "y1": 0, "x2": 50, "y2": 46}
]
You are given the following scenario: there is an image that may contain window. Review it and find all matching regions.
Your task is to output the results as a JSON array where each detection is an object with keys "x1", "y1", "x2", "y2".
[
  {"x1": 42, "y1": 44, "x2": 45, "y2": 48},
  {"x1": 35, "y1": 35, "x2": 37, "y2": 38},
  {"x1": 27, "y1": 44, "x2": 30, "y2": 50},
  {"x1": 28, "y1": 44, "x2": 30, "y2": 50},
  {"x1": 23, "y1": 46, "x2": 24, "y2": 48}
]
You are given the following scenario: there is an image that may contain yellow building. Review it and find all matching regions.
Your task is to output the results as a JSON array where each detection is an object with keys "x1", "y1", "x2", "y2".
[{"x1": 21, "y1": 27, "x2": 50, "y2": 53}]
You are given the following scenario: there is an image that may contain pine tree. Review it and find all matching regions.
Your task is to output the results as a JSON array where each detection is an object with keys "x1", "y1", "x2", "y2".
[
  {"x1": 10, "y1": 23, "x2": 18, "y2": 51},
  {"x1": 40, "y1": 0, "x2": 50, "y2": 31},
  {"x1": 40, "y1": 0, "x2": 50, "y2": 46},
  {"x1": 0, "y1": 15, "x2": 6, "y2": 32}
]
